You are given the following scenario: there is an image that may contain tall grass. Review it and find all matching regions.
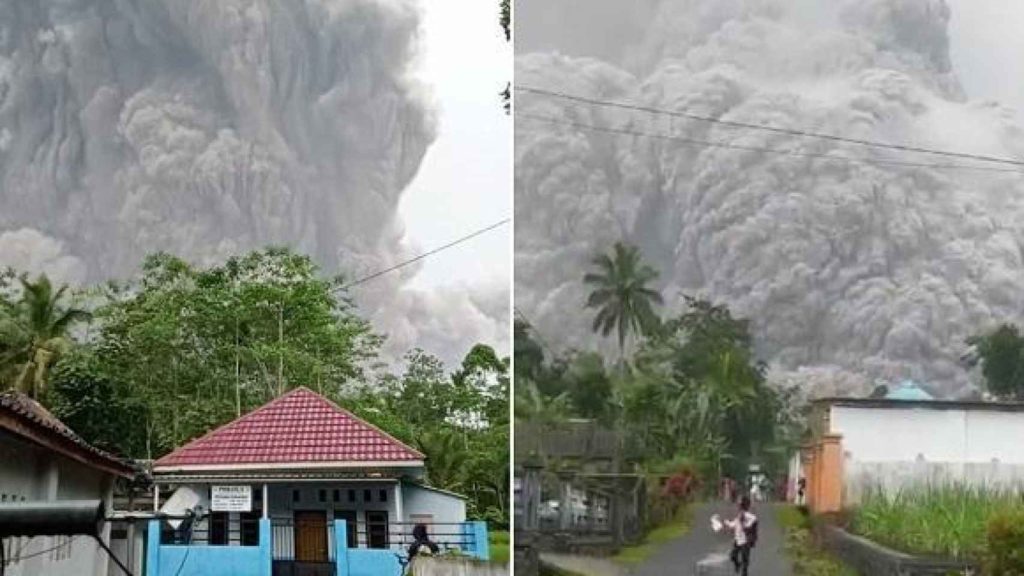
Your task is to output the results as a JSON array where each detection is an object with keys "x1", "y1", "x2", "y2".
[{"x1": 851, "y1": 484, "x2": 1024, "y2": 561}]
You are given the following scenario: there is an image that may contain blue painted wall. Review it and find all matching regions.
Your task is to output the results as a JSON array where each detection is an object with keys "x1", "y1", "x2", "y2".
[
  {"x1": 146, "y1": 519, "x2": 271, "y2": 576},
  {"x1": 347, "y1": 549, "x2": 403, "y2": 576}
]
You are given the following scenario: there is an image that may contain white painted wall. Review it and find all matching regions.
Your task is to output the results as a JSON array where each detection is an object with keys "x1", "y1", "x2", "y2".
[
  {"x1": 402, "y1": 484, "x2": 467, "y2": 550},
  {"x1": 828, "y1": 405, "x2": 1024, "y2": 503},
  {"x1": 0, "y1": 430, "x2": 117, "y2": 576},
  {"x1": 830, "y1": 405, "x2": 1024, "y2": 464}
]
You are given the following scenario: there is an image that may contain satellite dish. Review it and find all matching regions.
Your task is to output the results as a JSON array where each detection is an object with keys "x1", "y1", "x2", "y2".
[{"x1": 159, "y1": 485, "x2": 209, "y2": 529}]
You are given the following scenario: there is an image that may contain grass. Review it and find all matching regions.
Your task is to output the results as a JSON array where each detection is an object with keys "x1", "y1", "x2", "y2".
[
  {"x1": 778, "y1": 505, "x2": 857, "y2": 576},
  {"x1": 490, "y1": 530, "x2": 510, "y2": 564},
  {"x1": 850, "y1": 485, "x2": 1024, "y2": 561},
  {"x1": 611, "y1": 505, "x2": 692, "y2": 565}
]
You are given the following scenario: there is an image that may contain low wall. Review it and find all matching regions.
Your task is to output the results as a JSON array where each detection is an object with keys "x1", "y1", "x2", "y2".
[
  {"x1": 817, "y1": 525, "x2": 978, "y2": 576},
  {"x1": 411, "y1": 557, "x2": 508, "y2": 576},
  {"x1": 146, "y1": 519, "x2": 271, "y2": 576},
  {"x1": 844, "y1": 461, "x2": 1024, "y2": 505}
]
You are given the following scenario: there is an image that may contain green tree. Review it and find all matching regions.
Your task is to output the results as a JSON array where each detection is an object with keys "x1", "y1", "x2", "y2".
[
  {"x1": 583, "y1": 242, "x2": 663, "y2": 357},
  {"x1": 966, "y1": 324, "x2": 1024, "y2": 400},
  {"x1": 62, "y1": 248, "x2": 378, "y2": 457},
  {"x1": 0, "y1": 274, "x2": 91, "y2": 398}
]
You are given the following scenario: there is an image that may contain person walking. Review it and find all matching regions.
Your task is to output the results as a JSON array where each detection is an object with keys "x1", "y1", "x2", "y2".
[{"x1": 721, "y1": 496, "x2": 758, "y2": 576}]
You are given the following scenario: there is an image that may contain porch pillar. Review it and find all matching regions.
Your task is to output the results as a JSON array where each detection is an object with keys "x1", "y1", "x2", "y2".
[
  {"x1": 558, "y1": 471, "x2": 574, "y2": 530},
  {"x1": 262, "y1": 484, "x2": 268, "y2": 519},
  {"x1": 146, "y1": 520, "x2": 160, "y2": 576},
  {"x1": 521, "y1": 454, "x2": 543, "y2": 531},
  {"x1": 394, "y1": 482, "x2": 404, "y2": 523}
]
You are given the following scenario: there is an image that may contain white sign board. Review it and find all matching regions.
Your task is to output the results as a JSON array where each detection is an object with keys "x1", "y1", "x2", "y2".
[{"x1": 211, "y1": 485, "x2": 252, "y2": 512}]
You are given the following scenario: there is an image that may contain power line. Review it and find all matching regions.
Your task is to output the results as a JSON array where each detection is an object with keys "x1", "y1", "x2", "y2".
[
  {"x1": 517, "y1": 86, "x2": 1024, "y2": 168},
  {"x1": 518, "y1": 112, "x2": 1024, "y2": 174},
  {"x1": 339, "y1": 218, "x2": 511, "y2": 290}
]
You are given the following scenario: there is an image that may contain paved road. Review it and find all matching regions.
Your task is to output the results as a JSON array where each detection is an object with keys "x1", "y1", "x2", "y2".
[{"x1": 630, "y1": 502, "x2": 794, "y2": 576}]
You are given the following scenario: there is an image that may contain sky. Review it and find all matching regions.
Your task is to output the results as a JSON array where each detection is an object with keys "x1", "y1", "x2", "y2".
[
  {"x1": 947, "y1": 0, "x2": 1024, "y2": 116},
  {"x1": 390, "y1": 0, "x2": 1019, "y2": 293},
  {"x1": 398, "y1": 0, "x2": 512, "y2": 290}
]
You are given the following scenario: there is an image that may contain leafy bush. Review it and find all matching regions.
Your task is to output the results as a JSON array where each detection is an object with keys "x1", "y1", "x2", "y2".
[{"x1": 984, "y1": 507, "x2": 1024, "y2": 575}]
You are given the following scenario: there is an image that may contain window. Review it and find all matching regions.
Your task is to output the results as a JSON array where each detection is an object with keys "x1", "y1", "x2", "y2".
[
  {"x1": 318, "y1": 489, "x2": 327, "y2": 503},
  {"x1": 333, "y1": 490, "x2": 340, "y2": 503},
  {"x1": 365, "y1": 511, "x2": 389, "y2": 549},
  {"x1": 379, "y1": 489, "x2": 387, "y2": 503},
  {"x1": 363, "y1": 489, "x2": 371, "y2": 503},
  {"x1": 293, "y1": 490, "x2": 300, "y2": 503},
  {"x1": 334, "y1": 510, "x2": 358, "y2": 548},
  {"x1": 240, "y1": 512, "x2": 260, "y2": 546},
  {"x1": 209, "y1": 512, "x2": 229, "y2": 546},
  {"x1": 348, "y1": 490, "x2": 356, "y2": 503}
]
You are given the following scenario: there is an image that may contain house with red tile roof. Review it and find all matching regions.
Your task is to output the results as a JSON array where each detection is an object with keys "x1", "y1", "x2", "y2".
[{"x1": 147, "y1": 387, "x2": 487, "y2": 576}]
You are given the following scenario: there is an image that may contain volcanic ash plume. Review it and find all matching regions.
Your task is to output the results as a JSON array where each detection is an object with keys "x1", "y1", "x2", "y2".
[
  {"x1": 515, "y1": 0, "x2": 1024, "y2": 396},
  {"x1": 0, "y1": 0, "x2": 505, "y2": 365}
]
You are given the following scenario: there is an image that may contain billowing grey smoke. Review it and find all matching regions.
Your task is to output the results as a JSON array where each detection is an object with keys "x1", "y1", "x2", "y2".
[
  {"x1": 0, "y1": 0, "x2": 506, "y2": 366},
  {"x1": 515, "y1": 0, "x2": 1024, "y2": 397}
]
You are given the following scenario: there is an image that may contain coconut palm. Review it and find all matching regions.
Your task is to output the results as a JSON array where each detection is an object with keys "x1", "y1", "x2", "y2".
[
  {"x1": 583, "y1": 242, "x2": 663, "y2": 356},
  {"x1": 0, "y1": 275, "x2": 91, "y2": 398}
]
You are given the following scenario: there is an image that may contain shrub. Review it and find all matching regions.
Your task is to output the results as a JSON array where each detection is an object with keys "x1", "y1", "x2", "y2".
[{"x1": 985, "y1": 507, "x2": 1024, "y2": 576}]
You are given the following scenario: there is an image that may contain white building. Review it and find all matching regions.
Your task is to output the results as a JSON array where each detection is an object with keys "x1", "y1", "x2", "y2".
[
  {"x1": 0, "y1": 391, "x2": 136, "y2": 576},
  {"x1": 801, "y1": 391, "x2": 1024, "y2": 507}
]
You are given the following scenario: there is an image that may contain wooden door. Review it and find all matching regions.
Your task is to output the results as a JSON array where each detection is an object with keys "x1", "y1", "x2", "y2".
[{"x1": 294, "y1": 511, "x2": 328, "y2": 562}]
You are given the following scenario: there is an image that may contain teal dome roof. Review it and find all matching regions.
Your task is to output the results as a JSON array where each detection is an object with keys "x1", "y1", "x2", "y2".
[{"x1": 885, "y1": 380, "x2": 934, "y2": 401}]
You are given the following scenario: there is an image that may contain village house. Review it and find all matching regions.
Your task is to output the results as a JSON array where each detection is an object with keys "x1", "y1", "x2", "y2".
[
  {"x1": 0, "y1": 391, "x2": 136, "y2": 576},
  {"x1": 146, "y1": 386, "x2": 488, "y2": 576},
  {"x1": 793, "y1": 382, "x2": 1024, "y2": 513}
]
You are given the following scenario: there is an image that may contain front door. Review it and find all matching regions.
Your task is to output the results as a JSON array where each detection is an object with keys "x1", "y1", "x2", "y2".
[{"x1": 294, "y1": 511, "x2": 328, "y2": 562}]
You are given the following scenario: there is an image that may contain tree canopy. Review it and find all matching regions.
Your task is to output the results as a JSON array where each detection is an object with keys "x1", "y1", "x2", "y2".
[{"x1": 0, "y1": 248, "x2": 510, "y2": 526}]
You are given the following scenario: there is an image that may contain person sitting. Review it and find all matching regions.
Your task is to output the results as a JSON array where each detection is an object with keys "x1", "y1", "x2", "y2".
[{"x1": 407, "y1": 523, "x2": 440, "y2": 560}]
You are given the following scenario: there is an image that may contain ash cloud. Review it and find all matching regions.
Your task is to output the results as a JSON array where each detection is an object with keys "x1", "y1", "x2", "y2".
[
  {"x1": 515, "y1": 0, "x2": 1024, "y2": 396},
  {"x1": 0, "y1": 0, "x2": 505, "y2": 367}
]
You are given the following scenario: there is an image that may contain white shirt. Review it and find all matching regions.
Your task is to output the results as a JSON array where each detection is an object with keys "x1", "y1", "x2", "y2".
[{"x1": 724, "y1": 511, "x2": 757, "y2": 545}]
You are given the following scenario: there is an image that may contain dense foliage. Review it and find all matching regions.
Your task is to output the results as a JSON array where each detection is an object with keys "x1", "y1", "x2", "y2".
[
  {"x1": 0, "y1": 248, "x2": 509, "y2": 526},
  {"x1": 965, "y1": 324, "x2": 1024, "y2": 400},
  {"x1": 985, "y1": 507, "x2": 1024, "y2": 575},
  {"x1": 515, "y1": 242, "x2": 801, "y2": 488}
]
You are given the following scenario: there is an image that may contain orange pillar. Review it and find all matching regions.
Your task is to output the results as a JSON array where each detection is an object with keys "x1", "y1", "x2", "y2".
[{"x1": 818, "y1": 434, "x2": 843, "y2": 513}]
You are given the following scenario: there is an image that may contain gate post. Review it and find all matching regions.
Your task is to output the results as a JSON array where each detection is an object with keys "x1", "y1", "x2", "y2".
[{"x1": 334, "y1": 520, "x2": 349, "y2": 576}]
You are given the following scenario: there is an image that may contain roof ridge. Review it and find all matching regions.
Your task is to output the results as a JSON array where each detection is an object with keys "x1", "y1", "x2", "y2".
[{"x1": 154, "y1": 386, "x2": 424, "y2": 467}]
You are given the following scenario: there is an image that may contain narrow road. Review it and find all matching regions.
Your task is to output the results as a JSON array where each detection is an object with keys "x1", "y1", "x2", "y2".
[{"x1": 630, "y1": 501, "x2": 794, "y2": 576}]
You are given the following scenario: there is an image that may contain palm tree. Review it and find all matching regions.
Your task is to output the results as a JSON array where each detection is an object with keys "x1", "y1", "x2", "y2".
[
  {"x1": 0, "y1": 275, "x2": 91, "y2": 398},
  {"x1": 583, "y1": 242, "x2": 663, "y2": 357}
]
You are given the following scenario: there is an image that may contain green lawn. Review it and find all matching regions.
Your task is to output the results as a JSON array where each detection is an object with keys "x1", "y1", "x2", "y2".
[
  {"x1": 490, "y1": 530, "x2": 510, "y2": 564},
  {"x1": 612, "y1": 505, "x2": 692, "y2": 565},
  {"x1": 777, "y1": 505, "x2": 856, "y2": 576}
]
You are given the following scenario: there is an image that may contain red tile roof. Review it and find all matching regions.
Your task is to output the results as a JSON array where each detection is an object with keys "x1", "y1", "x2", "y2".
[
  {"x1": 0, "y1": 391, "x2": 136, "y2": 478},
  {"x1": 154, "y1": 387, "x2": 423, "y2": 469}
]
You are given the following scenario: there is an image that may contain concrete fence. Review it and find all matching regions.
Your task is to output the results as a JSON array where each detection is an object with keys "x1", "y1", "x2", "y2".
[
  {"x1": 844, "y1": 461, "x2": 1024, "y2": 505},
  {"x1": 410, "y1": 557, "x2": 508, "y2": 576},
  {"x1": 817, "y1": 525, "x2": 978, "y2": 576}
]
